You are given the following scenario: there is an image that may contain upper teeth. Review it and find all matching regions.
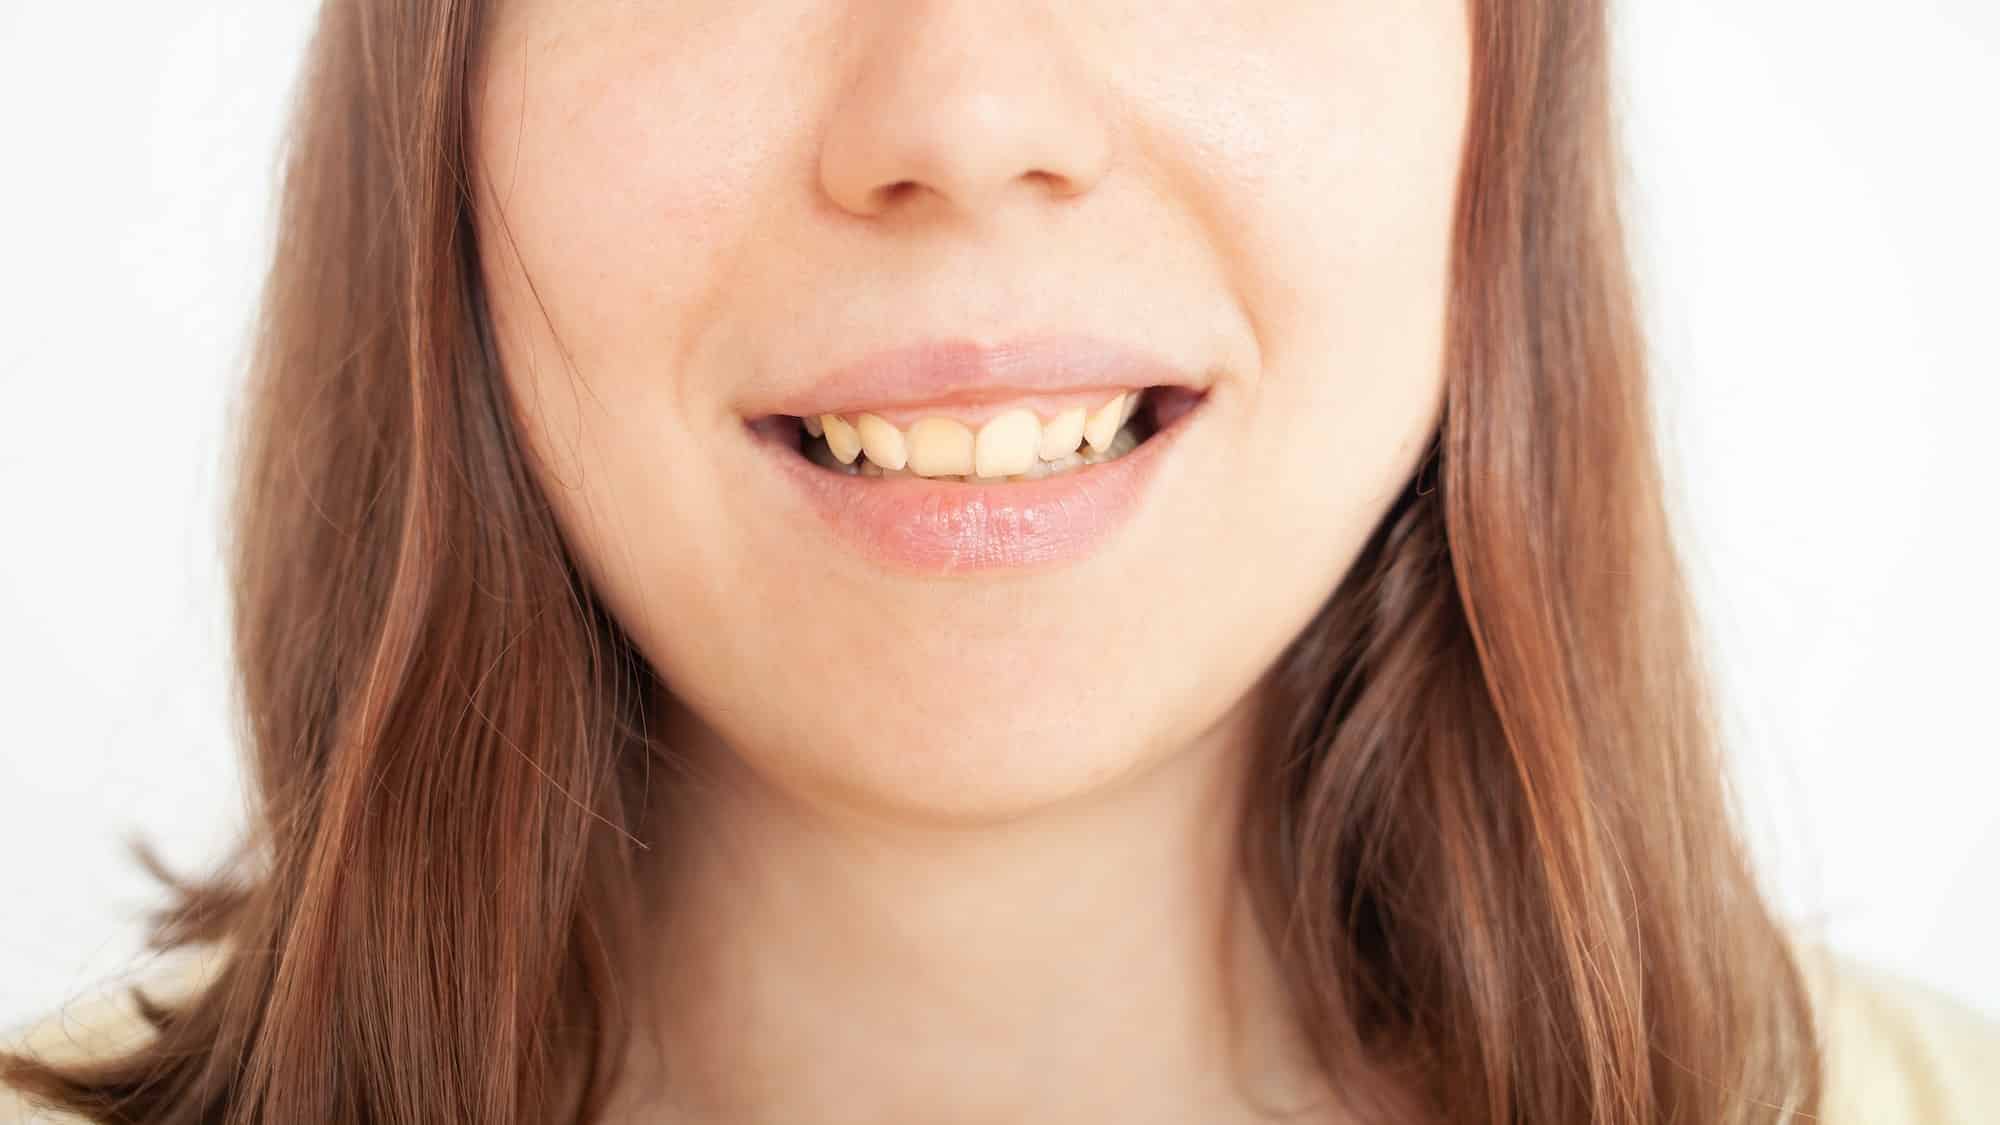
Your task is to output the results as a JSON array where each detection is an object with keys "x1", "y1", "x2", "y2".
[{"x1": 809, "y1": 391, "x2": 1142, "y2": 480}]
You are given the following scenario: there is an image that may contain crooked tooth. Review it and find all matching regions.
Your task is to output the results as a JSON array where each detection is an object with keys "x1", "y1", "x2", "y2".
[
  {"x1": 1120, "y1": 392, "x2": 1142, "y2": 427},
  {"x1": 802, "y1": 414, "x2": 824, "y2": 438},
  {"x1": 974, "y1": 409, "x2": 1041, "y2": 479},
  {"x1": 855, "y1": 413, "x2": 907, "y2": 471},
  {"x1": 1038, "y1": 407, "x2": 1086, "y2": 461},
  {"x1": 1083, "y1": 393, "x2": 1127, "y2": 452},
  {"x1": 821, "y1": 414, "x2": 861, "y2": 464},
  {"x1": 906, "y1": 417, "x2": 974, "y2": 477}
]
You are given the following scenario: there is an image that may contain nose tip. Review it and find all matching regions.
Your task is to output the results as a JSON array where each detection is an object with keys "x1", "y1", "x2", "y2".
[{"x1": 817, "y1": 7, "x2": 1112, "y2": 223}]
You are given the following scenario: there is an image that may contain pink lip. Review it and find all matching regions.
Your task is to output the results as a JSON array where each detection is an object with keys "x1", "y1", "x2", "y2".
[
  {"x1": 763, "y1": 333, "x2": 1209, "y2": 417},
  {"x1": 755, "y1": 360, "x2": 1207, "y2": 575}
]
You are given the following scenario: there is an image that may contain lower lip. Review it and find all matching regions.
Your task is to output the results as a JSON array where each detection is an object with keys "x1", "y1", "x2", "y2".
[{"x1": 757, "y1": 397, "x2": 1201, "y2": 576}]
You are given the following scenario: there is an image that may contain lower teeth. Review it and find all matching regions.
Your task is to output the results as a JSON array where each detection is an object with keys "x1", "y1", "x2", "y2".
[{"x1": 801, "y1": 421, "x2": 1145, "y2": 480}]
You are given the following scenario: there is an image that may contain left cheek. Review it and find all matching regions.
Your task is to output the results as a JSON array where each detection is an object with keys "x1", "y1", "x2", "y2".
[{"x1": 1244, "y1": 140, "x2": 1457, "y2": 480}]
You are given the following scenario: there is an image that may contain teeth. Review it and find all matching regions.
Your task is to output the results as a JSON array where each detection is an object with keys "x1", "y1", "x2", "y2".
[
  {"x1": 855, "y1": 413, "x2": 907, "y2": 471},
  {"x1": 820, "y1": 414, "x2": 861, "y2": 464},
  {"x1": 801, "y1": 391, "x2": 1149, "y2": 481},
  {"x1": 1038, "y1": 407, "x2": 1086, "y2": 461},
  {"x1": 803, "y1": 429, "x2": 856, "y2": 473},
  {"x1": 1081, "y1": 426, "x2": 1139, "y2": 464},
  {"x1": 1083, "y1": 393, "x2": 1127, "y2": 452},
  {"x1": 974, "y1": 409, "x2": 1041, "y2": 479},
  {"x1": 1018, "y1": 451, "x2": 1084, "y2": 480},
  {"x1": 905, "y1": 417, "x2": 975, "y2": 477}
]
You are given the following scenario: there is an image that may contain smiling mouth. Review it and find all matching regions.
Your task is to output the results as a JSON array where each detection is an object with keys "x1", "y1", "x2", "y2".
[{"x1": 760, "y1": 385, "x2": 1205, "y2": 482}]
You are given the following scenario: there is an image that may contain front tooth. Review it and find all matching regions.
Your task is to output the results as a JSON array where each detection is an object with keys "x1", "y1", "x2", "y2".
[
  {"x1": 1039, "y1": 407, "x2": 1086, "y2": 461},
  {"x1": 821, "y1": 414, "x2": 861, "y2": 463},
  {"x1": 855, "y1": 413, "x2": 907, "y2": 471},
  {"x1": 905, "y1": 417, "x2": 974, "y2": 477},
  {"x1": 974, "y1": 409, "x2": 1041, "y2": 479},
  {"x1": 1083, "y1": 393, "x2": 1127, "y2": 452}
]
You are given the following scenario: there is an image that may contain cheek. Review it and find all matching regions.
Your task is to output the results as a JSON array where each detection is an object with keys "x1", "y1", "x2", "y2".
[
  {"x1": 1178, "y1": 7, "x2": 1468, "y2": 535},
  {"x1": 471, "y1": 10, "x2": 788, "y2": 393},
  {"x1": 469, "y1": 22, "x2": 794, "y2": 635},
  {"x1": 1135, "y1": 10, "x2": 1469, "y2": 712}
]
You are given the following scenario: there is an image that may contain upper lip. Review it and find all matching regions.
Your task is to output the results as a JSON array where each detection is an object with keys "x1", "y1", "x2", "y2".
[{"x1": 763, "y1": 333, "x2": 1207, "y2": 417}]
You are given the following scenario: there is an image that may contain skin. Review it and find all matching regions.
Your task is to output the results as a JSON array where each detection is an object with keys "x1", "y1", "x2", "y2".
[{"x1": 472, "y1": 2, "x2": 1470, "y2": 1121}]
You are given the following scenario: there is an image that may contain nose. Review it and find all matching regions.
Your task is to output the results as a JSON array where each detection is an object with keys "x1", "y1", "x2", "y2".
[{"x1": 818, "y1": 2, "x2": 1112, "y2": 224}]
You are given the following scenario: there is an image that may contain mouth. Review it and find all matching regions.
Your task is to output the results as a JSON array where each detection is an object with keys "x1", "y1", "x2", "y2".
[
  {"x1": 754, "y1": 385, "x2": 1204, "y2": 482},
  {"x1": 746, "y1": 382, "x2": 1211, "y2": 575}
]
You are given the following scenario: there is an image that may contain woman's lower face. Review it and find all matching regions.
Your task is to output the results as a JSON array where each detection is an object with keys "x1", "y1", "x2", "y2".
[{"x1": 473, "y1": 0, "x2": 1470, "y2": 818}]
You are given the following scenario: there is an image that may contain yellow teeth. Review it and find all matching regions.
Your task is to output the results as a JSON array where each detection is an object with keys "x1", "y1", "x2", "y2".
[
  {"x1": 974, "y1": 409, "x2": 1041, "y2": 479},
  {"x1": 1083, "y1": 392, "x2": 1127, "y2": 453},
  {"x1": 905, "y1": 417, "x2": 975, "y2": 477},
  {"x1": 1038, "y1": 407, "x2": 1086, "y2": 460},
  {"x1": 855, "y1": 413, "x2": 907, "y2": 471},
  {"x1": 820, "y1": 414, "x2": 862, "y2": 464},
  {"x1": 801, "y1": 391, "x2": 1149, "y2": 481}
]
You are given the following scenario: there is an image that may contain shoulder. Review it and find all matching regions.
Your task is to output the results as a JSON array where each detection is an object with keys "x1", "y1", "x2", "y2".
[
  {"x1": 1794, "y1": 940, "x2": 2000, "y2": 1124},
  {"x1": 0, "y1": 952, "x2": 225, "y2": 1124}
]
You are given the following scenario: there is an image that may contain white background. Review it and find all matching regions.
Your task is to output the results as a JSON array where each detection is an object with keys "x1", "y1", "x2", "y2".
[{"x1": 1, "y1": 2, "x2": 1995, "y2": 1030}]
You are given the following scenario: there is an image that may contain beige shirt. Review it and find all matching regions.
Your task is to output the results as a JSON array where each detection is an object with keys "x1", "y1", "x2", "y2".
[{"x1": 4, "y1": 943, "x2": 1997, "y2": 1122}]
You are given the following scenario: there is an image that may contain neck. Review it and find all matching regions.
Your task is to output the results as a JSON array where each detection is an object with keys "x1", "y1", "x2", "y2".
[{"x1": 612, "y1": 692, "x2": 1333, "y2": 1125}]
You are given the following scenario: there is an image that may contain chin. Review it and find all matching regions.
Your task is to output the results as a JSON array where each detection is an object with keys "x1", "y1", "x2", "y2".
[{"x1": 663, "y1": 644, "x2": 1237, "y2": 825}]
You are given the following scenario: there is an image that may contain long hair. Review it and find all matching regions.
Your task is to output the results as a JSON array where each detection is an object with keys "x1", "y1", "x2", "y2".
[{"x1": 2, "y1": 0, "x2": 1822, "y2": 1120}]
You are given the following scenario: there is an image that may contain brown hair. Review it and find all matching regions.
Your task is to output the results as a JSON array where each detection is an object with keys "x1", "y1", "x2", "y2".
[{"x1": 3, "y1": 0, "x2": 1822, "y2": 1121}]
